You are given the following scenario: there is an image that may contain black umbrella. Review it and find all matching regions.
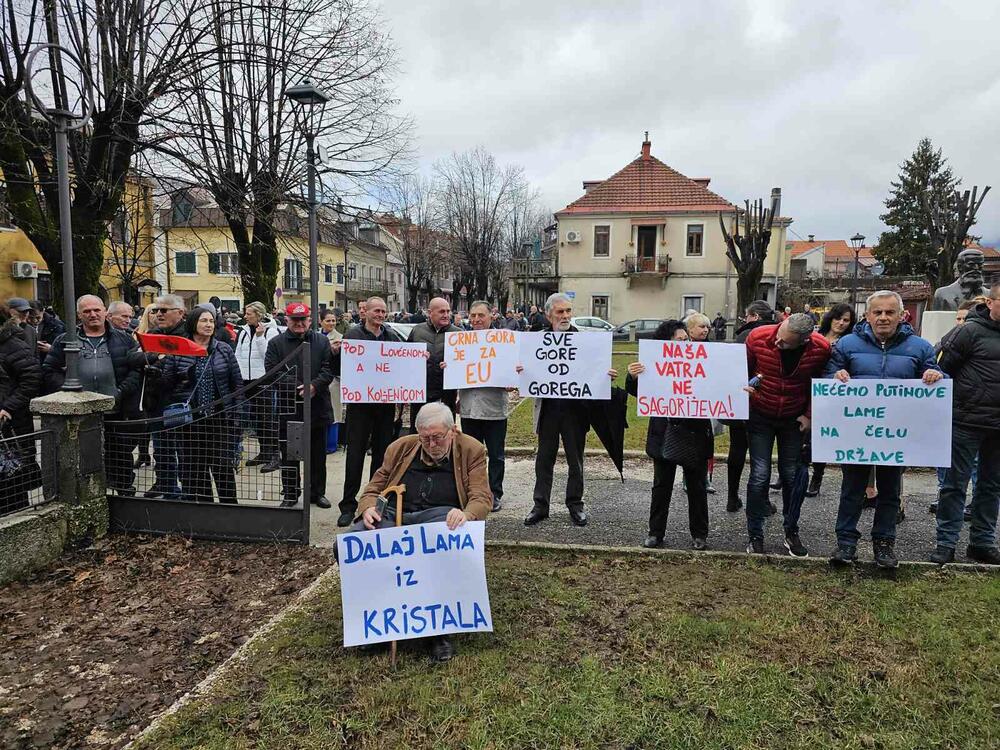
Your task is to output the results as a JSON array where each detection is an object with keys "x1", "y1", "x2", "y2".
[{"x1": 588, "y1": 385, "x2": 628, "y2": 482}]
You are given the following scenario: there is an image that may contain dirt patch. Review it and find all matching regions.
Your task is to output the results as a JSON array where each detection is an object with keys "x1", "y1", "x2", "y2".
[{"x1": 0, "y1": 534, "x2": 330, "y2": 750}]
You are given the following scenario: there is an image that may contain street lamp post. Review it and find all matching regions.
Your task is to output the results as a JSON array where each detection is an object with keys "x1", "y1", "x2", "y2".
[
  {"x1": 850, "y1": 232, "x2": 866, "y2": 309},
  {"x1": 284, "y1": 80, "x2": 330, "y2": 331},
  {"x1": 25, "y1": 45, "x2": 94, "y2": 391}
]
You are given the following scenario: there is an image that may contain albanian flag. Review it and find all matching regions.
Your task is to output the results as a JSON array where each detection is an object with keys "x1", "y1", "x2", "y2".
[{"x1": 137, "y1": 333, "x2": 208, "y2": 357}]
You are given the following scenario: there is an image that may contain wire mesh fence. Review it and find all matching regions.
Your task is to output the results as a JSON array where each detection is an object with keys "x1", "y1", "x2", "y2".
[
  {"x1": 0, "y1": 427, "x2": 57, "y2": 518},
  {"x1": 104, "y1": 347, "x2": 311, "y2": 509}
]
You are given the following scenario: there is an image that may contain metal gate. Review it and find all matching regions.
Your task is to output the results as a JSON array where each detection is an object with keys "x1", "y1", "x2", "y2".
[{"x1": 105, "y1": 343, "x2": 313, "y2": 543}]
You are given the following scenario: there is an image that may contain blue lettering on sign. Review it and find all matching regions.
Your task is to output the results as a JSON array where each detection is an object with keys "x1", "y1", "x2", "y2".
[
  {"x1": 361, "y1": 601, "x2": 491, "y2": 640},
  {"x1": 419, "y1": 526, "x2": 475, "y2": 554},
  {"x1": 341, "y1": 529, "x2": 416, "y2": 565}
]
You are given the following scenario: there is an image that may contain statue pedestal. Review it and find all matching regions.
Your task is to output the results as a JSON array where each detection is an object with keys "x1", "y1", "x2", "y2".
[{"x1": 920, "y1": 310, "x2": 957, "y2": 346}]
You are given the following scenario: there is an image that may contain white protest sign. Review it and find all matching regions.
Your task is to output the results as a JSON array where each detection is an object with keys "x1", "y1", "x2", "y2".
[
  {"x1": 636, "y1": 339, "x2": 749, "y2": 419},
  {"x1": 340, "y1": 339, "x2": 427, "y2": 404},
  {"x1": 443, "y1": 329, "x2": 519, "y2": 389},
  {"x1": 337, "y1": 521, "x2": 493, "y2": 647},
  {"x1": 518, "y1": 331, "x2": 612, "y2": 400},
  {"x1": 811, "y1": 378, "x2": 952, "y2": 467}
]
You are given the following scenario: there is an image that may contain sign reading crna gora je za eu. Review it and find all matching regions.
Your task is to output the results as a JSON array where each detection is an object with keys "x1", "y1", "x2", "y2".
[
  {"x1": 337, "y1": 521, "x2": 493, "y2": 647},
  {"x1": 811, "y1": 378, "x2": 953, "y2": 467},
  {"x1": 636, "y1": 339, "x2": 749, "y2": 419},
  {"x1": 443, "y1": 328, "x2": 519, "y2": 389},
  {"x1": 518, "y1": 330, "x2": 612, "y2": 399},
  {"x1": 340, "y1": 339, "x2": 428, "y2": 404}
]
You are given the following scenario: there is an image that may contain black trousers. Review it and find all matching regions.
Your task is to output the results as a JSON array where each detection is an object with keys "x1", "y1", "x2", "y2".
[
  {"x1": 177, "y1": 415, "x2": 237, "y2": 503},
  {"x1": 280, "y1": 417, "x2": 329, "y2": 504},
  {"x1": 243, "y1": 379, "x2": 279, "y2": 457},
  {"x1": 462, "y1": 417, "x2": 507, "y2": 500},
  {"x1": 340, "y1": 404, "x2": 395, "y2": 515},
  {"x1": 726, "y1": 422, "x2": 748, "y2": 500},
  {"x1": 409, "y1": 391, "x2": 456, "y2": 434},
  {"x1": 650, "y1": 457, "x2": 709, "y2": 539},
  {"x1": 532, "y1": 407, "x2": 587, "y2": 512}
]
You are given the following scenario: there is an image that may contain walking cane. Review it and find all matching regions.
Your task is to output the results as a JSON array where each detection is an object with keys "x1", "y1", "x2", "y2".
[{"x1": 378, "y1": 483, "x2": 406, "y2": 667}]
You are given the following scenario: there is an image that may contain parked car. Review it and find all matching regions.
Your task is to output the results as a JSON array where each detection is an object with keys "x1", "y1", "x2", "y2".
[
  {"x1": 570, "y1": 316, "x2": 614, "y2": 332},
  {"x1": 384, "y1": 321, "x2": 416, "y2": 340},
  {"x1": 612, "y1": 319, "x2": 665, "y2": 342}
]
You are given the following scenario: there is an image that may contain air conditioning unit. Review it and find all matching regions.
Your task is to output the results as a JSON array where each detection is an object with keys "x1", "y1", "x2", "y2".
[
  {"x1": 11, "y1": 261, "x2": 38, "y2": 279},
  {"x1": 565, "y1": 230, "x2": 582, "y2": 243}
]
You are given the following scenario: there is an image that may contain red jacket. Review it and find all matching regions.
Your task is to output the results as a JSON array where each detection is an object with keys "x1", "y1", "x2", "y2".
[{"x1": 745, "y1": 325, "x2": 831, "y2": 419}]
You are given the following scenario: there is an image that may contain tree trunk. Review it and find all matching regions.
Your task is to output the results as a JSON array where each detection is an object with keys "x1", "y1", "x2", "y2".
[{"x1": 736, "y1": 267, "x2": 763, "y2": 318}]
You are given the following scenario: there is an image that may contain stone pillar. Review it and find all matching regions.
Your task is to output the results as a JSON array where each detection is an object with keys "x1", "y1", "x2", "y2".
[{"x1": 30, "y1": 391, "x2": 116, "y2": 545}]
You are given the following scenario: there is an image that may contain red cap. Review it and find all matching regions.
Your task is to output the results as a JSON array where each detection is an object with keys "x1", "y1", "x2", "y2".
[{"x1": 285, "y1": 302, "x2": 310, "y2": 317}]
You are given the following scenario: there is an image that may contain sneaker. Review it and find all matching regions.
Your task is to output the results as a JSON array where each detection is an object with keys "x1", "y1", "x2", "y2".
[
  {"x1": 784, "y1": 533, "x2": 809, "y2": 558},
  {"x1": 929, "y1": 545, "x2": 954, "y2": 565},
  {"x1": 966, "y1": 545, "x2": 1000, "y2": 565},
  {"x1": 706, "y1": 483, "x2": 716, "y2": 495},
  {"x1": 873, "y1": 540, "x2": 898, "y2": 569},
  {"x1": 830, "y1": 544, "x2": 857, "y2": 567},
  {"x1": 746, "y1": 537, "x2": 765, "y2": 555},
  {"x1": 491, "y1": 496, "x2": 502, "y2": 512},
  {"x1": 726, "y1": 495, "x2": 743, "y2": 513}
]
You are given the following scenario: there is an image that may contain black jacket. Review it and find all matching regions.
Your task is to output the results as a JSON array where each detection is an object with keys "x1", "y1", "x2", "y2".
[
  {"x1": 625, "y1": 371, "x2": 712, "y2": 463},
  {"x1": 264, "y1": 328, "x2": 335, "y2": 423},
  {"x1": 407, "y1": 320, "x2": 461, "y2": 398},
  {"x1": 734, "y1": 318, "x2": 772, "y2": 344},
  {"x1": 43, "y1": 323, "x2": 142, "y2": 417},
  {"x1": 0, "y1": 320, "x2": 42, "y2": 437},
  {"x1": 938, "y1": 303, "x2": 1000, "y2": 431},
  {"x1": 160, "y1": 339, "x2": 243, "y2": 413}
]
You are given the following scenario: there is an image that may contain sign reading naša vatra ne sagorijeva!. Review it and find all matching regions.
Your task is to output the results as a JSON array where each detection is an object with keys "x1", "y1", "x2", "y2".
[
  {"x1": 337, "y1": 521, "x2": 493, "y2": 647},
  {"x1": 443, "y1": 328, "x2": 519, "y2": 389},
  {"x1": 518, "y1": 331, "x2": 612, "y2": 399},
  {"x1": 810, "y1": 379, "x2": 953, "y2": 467},
  {"x1": 636, "y1": 340, "x2": 749, "y2": 419},
  {"x1": 340, "y1": 339, "x2": 428, "y2": 404}
]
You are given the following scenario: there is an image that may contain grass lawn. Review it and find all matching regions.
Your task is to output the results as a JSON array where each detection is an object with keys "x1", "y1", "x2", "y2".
[
  {"x1": 507, "y1": 352, "x2": 731, "y2": 454},
  {"x1": 137, "y1": 548, "x2": 1000, "y2": 750}
]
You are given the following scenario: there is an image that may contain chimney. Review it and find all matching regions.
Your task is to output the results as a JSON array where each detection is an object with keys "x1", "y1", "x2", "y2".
[
  {"x1": 641, "y1": 131, "x2": 651, "y2": 161},
  {"x1": 808, "y1": 234, "x2": 815, "y2": 242},
  {"x1": 770, "y1": 187, "x2": 782, "y2": 222},
  {"x1": 693, "y1": 177, "x2": 711, "y2": 188},
  {"x1": 582, "y1": 180, "x2": 603, "y2": 194}
]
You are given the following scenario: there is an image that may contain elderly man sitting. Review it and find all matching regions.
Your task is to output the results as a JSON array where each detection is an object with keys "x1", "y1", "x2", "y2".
[{"x1": 346, "y1": 401, "x2": 492, "y2": 661}]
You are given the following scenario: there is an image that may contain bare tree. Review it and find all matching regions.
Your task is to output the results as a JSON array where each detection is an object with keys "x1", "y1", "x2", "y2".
[
  {"x1": 720, "y1": 188, "x2": 781, "y2": 315},
  {"x1": 379, "y1": 174, "x2": 444, "y2": 312},
  {"x1": 0, "y1": 0, "x2": 215, "y2": 304},
  {"x1": 104, "y1": 180, "x2": 159, "y2": 304},
  {"x1": 924, "y1": 185, "x2": 991, "y2": 289},
  {"x1": 496, "y1": 187, "x2": 547, "y2": 310},
  {"x1": 151, "y1": 0, "x2": 409, "y2": 305}
]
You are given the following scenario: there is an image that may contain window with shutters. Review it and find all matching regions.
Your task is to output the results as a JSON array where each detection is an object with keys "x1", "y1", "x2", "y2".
[
  {"x1": 174, "y1": 251, "x2": 197, "y2": 274},
  {"x1": 593, "y1": 225, "x2": 610, "y2": 257},
  {"x1": 324, "y1": 265, "x2": 333, "y2": 283},
  {"x1": 208, "y1": 253, "x2": 238, "y2": 275},
  {"x1": 348, "y1": 263, "x2": 357, "y2": 280}
]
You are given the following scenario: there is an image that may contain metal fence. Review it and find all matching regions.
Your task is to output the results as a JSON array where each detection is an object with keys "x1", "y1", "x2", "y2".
[
  {"x1": 104, "y1": 344, "x2": 313, "y2": 543},
  {"x1": 0, "y1": 428, "x2": 57, "y2": 519}
]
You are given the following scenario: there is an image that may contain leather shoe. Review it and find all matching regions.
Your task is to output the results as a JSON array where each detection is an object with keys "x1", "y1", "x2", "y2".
[
  {"x1": 568, "y1": 507, "x2": 588, "y2": 527},
  {"x1": 929, "y1": 545, "x2": 954, "y2": 565},
  {"x1": 428, "y1": 635, "x2": 455, "y2": 662},
  {"x1": 966, "y1": 545, "x2": 1000, "y2": 565},
  {"x1": 279, "y1": 499, "x2": 297, "y2": 508},
  {"x1": 726, "y1": 496, "x2": 742, "y2": 513},
  {"x1": 692, "y1": 537, "x2": 707, "y2": 551},
  {"x1": 642, "y1": 535, "x2": 662, "y2": 548},
  {"x1": 337, "y1": 511, "x2": 354, "y2": 527},
  {"x1": 523, "y1": 508, "x2": 549, "y2": 526},
  {"x1": 311, "y1": 496, "x2": 332, "y2": 509}
]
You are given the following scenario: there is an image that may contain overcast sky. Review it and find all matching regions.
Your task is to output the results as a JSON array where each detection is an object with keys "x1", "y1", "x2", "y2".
[{"x1": 380, "y1": 0, "x2": 1000, "y2": 244}]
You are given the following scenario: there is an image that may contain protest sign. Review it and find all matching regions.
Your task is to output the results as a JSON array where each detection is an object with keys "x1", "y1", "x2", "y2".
[
  {"x1": 635, "y1": 339, "x2": 749, "y2": 419},
  {"x1": 340, "y1": 339, "x2": 427, "y2": 404},
  {"x1": 811, "y1": 378, "x2": 952, "y2": 467},
  {"x1": 443, "y1": 328, "x2": 519, "y2": 389},
  {"x1": 518, "y1": 330, "x2": 612, "y2": 400},
  {"x1": 337, "y1": 521, "x2": 493, "y2": 647}
]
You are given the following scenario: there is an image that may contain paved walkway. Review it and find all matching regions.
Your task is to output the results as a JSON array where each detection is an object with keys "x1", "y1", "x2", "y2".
[{"x1": 310, "y1": 451, "x2": 973, "y2": 564}]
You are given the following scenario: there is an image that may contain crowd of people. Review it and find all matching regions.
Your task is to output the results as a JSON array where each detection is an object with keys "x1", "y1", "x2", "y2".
[{"x1": 3, "y1": 285, "x2": 999, "y2": 574}]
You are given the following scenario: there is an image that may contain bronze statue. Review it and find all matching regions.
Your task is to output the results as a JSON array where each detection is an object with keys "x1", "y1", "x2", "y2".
[{"x1": 931, "y1": 248, "x2": 987, "y2": 311}]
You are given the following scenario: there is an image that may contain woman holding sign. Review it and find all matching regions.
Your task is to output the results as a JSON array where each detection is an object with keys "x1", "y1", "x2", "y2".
[{"x1": 626, "y1": 320, "x2": 713, "y2": 550}]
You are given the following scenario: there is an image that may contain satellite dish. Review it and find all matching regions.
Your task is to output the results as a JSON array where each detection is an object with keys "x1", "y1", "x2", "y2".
[{"x1": 871, "y1": 262, "x2": 885, "y2": 277}]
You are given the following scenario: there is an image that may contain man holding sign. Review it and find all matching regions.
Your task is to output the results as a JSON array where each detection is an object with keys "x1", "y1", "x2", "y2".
[
  {"x1": 520, "y1": 293, "x2": 616, "y2": 528},
  {"x1": 824, "y1": 291, "x2": 942, "y2": 569}
]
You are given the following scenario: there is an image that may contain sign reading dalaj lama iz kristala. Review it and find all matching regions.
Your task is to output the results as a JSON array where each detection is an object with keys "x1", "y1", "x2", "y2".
[{"x1": 337, "y1": 521, "x2": 493, "y2": 647}]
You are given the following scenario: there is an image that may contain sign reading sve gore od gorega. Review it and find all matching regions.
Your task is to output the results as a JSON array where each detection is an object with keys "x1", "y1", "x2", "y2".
[
  {"x1": 636, "y1": 339, "x2": 749, "y2": 419},
  {"x1": 810, "y1": 378, "x2": 952, "y2": 467},
  {"x1": 340, "y1": 339, "x2": 428, "y2": 404},
  {"x1": 518, "y1": 331, "x2": 612, "y2": 400},
  {"x1": 337, "y1": 521, "x2": 493, "y2": 647},
  {"x1": 443, "y1": 329, "x2": 519, "y2": 389}
]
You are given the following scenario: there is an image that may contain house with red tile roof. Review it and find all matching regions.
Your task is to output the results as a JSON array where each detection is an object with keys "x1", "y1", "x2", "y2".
[
  {"x1": 552, "y1": 137, "x2": 791, "y2": 323},
  {"x1": 785, "y1": 236, "x2": 877, "y2": 282}
]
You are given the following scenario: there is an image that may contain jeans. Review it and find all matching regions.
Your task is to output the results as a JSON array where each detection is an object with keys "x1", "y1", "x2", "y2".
[
  {"x1": 650, "y1": 458, "x2": 708, "y2": 539},
  {"x1": 461, "y1": 418, "x2": 507, "y2": 501},
  {"x1": 836, "y1": 465, "x2": 903, "y2": 546},
  {"x1": 937, "y1": 425, "x2": 1000, "y2": 549},
  {"x1": 937, "y1": 461, "x2": 978, "y2": 494},
  {"x1": 746, "y1": 411, "x2": 804, "y2": 538},
  {"x1": 532, "y1": 404, "x2": 587, "y2": 512}
]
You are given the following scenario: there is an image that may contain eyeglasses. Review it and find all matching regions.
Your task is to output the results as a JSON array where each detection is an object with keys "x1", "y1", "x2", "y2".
[
  {"x1": 418, "y1": 431, "x2": 450, "y2": 445},
  {"x1": 150, "y1": 307, "x2": 180, "y2": 314}
]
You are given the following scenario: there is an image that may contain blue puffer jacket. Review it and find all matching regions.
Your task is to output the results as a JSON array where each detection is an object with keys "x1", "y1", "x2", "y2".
[{"x1": 824, "y1": 321, "x2": 941, "y2": 379}]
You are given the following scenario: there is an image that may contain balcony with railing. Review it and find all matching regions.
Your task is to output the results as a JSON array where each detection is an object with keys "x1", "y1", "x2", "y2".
[
  {"x1": 623, "y1": 254, "x2": 669, "y2": 274},
  {"x1": 347, "y1": 280, "x2": 389, "y2": 299},
  {"x1": 283, "y1": 274, "x2": 312, "y2": 293},
  {"x1": 510, "y1": 256, "x2": 558, "y2": 279}
]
